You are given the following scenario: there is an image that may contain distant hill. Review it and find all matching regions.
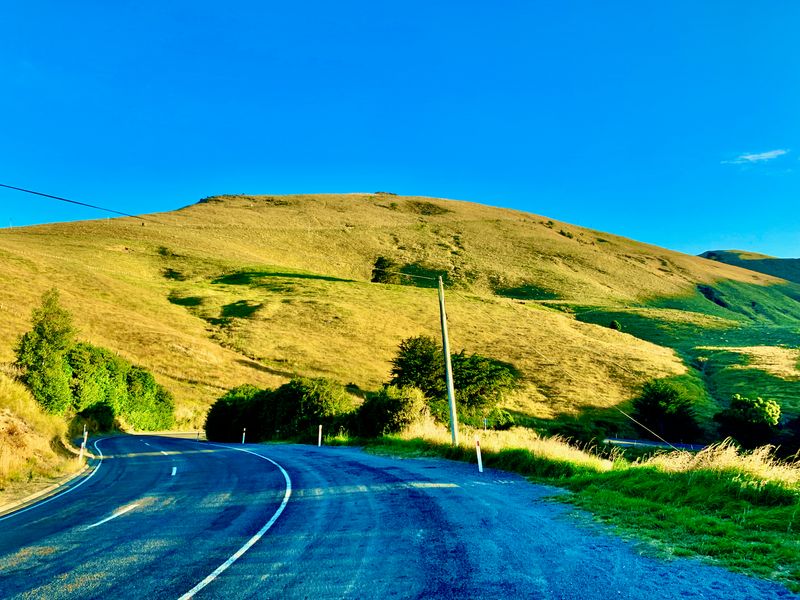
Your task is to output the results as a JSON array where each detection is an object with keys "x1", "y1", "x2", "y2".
[
  {"x1": 700, "y1": 250, "x2": 800, "y2": 285},
  {"x1": 1, "y1": 194, "x2": 799, "y2": 431}
]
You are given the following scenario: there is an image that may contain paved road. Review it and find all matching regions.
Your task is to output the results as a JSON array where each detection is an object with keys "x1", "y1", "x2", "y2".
[{"x1": 0, "y1": 436, "x2": 796, "y2": 599}]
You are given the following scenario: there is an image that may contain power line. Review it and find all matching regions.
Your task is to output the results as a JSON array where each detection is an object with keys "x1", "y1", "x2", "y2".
[{"x1": 0, "y1": 183, "x2": 161, "y2": 224}]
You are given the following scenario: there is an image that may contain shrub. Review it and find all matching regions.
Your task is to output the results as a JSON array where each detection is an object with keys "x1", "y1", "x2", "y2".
[
  {"x1": 204, "y1": 385, "x2": 260, "y2": 442},
  {"x1": 357, "y1": 385, "x2": 428, "y2": 437},
  {"x1": 371, "y1": 256, "x2": 401, "y2": 284},
  {"x1": 271, "y1": 377, "x2": 356, "y2": 441},
  {"x1": 714, "y1": 394, "x2": 781, "y2": 449},
  {"x1": 609, "y1": 320, "x2": 622, "y2": 331},
  {"x1": 124, "y1": 367, "x2": 175, "y2": 430},
  {"x1": 15, "y1": 290, "x2": 175, "y2": 430},
  {"x1": 631, "y1": 380, "x2": 701, "y2": 442}
]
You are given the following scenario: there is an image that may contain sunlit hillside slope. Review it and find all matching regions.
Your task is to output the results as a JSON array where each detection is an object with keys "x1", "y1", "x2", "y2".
[
  {"x1": 701, "y1": 250, "x2": 800, "y2": 285},
  {"x1": 1, "y1": 194, "x2": 798, "y2": 429}
]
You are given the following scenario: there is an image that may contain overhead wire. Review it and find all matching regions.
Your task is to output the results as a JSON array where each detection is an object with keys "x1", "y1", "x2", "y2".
[{"x1": 0, "y1": 183, "x2": 164, "y2": 225}]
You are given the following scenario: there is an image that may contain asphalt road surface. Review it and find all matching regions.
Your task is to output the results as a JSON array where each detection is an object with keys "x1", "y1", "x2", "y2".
[{"x1": 0, "y1": 435, "x2": 796, "y2": 599}]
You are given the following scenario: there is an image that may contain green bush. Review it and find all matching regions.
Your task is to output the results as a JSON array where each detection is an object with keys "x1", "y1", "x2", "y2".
[
  {"x1": 631, "y1": 380, "x2": 701, "y2": 442},
  {"x1": 357, "y1": 385, "x2": 427, "y2": 437},
  {"x1": 15, "y1": 290, "x2": 175, "y2": 430},
  {"x1": 714, "y1": 394, "x2": 781, "y2": 449},
  {"x1": 205, "y1": 378, "x2": 356, "y2": 443},
  {"x1": 390, "y1": 336, "x2": 445, "y2": 397},
  {"x1": 609, "y1": 319, "x2": 622, "y2": 331},
  {"x1": 271, "y1": 377, "x2": 356, "y2": 441},
  {"x1": 204, "y1": 385, "x2": 260, "y2": 442},
  {"x1": 77, "y1": 402, "x2": 116, "y2": 432}
]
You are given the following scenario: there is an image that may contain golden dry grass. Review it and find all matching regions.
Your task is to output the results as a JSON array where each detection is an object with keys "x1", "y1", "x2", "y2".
[
  {"x1": 0, "y1": 368, "x2": 81, "y2": 501},
  {"x1": 0, "y1": 193, "x2": 795, "y2": 427},
  {"x1": 645, "y1": 440, "x2": 800, "y2": 488}
]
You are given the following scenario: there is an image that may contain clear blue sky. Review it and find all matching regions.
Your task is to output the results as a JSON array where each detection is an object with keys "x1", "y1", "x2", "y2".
[{"x1": 2, "y1": 2, "x2": 798, "y2": 256}]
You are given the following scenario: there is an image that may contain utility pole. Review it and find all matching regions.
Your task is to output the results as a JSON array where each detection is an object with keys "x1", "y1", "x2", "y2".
[{"x1": 438, "y1": 276, "x2": 459, "y2": 446}]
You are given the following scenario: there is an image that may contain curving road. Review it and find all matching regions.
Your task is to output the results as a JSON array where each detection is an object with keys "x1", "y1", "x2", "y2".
[{"x1": 0, "y1": 435, "x2": 796, "y2": 599}]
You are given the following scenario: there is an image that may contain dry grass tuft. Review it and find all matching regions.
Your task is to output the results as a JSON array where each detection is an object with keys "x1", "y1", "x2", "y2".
[{"x1": 645, "y1": 439, "x2": 800, "y2": 488}]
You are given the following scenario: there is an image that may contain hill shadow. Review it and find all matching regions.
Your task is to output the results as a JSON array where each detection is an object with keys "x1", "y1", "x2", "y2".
[{"x1": 212, "y1": 270, "x2": 353, "y2": 286}]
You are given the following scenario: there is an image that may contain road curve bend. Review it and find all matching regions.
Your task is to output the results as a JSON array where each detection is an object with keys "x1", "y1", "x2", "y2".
[{"x1": 0, "y1": 437, "x2": 797, "y2": 599}]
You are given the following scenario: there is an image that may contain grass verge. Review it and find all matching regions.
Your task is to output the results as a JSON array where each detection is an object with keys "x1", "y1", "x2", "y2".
[
  {"x1": 0, "y1": 368, "x2": 82, "y2": 506},
  {"x1": 330, "y1": 422, "x2": 800, "y2": 591}
]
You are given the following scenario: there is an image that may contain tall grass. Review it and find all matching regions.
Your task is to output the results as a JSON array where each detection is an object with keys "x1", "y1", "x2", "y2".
[{"x1": 0, "y1": 367, "x2": 80, "y2": 498}]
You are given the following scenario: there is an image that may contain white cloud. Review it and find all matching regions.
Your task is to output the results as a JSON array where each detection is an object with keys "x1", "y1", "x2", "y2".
[{"x1": 722, "y1": 149, "x2": 789, "y2": 164}]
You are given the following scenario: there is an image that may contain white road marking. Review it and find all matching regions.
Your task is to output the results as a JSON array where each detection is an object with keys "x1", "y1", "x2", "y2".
[
  {"x1": 171, "y1": 467, "x2": 177, "y2": 477},
  {"x1": 86, "y1": 503, "x2": 140, "y2": 529},
  {"x1": 144, "y1": 442, "x2": 151, "y2": 447},
  {"x1": 178, "y1": 445, "x2": 292, "y2": 600},
  {"x1": 0, "y1": 439, "x2": 106, "y2": 523}
]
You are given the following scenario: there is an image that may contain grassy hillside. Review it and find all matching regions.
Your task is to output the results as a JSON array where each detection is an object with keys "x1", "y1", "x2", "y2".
[
  {"x1": 701, "y1": 250, "x2": 800, "y2": 285},
  {"x1": 1, "y1": 194, "x2": 798, "y2": 429}
]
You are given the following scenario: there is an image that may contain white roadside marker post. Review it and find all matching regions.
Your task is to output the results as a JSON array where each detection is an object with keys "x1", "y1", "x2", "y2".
[
  {"x1": 79, "y1": 424, "x2": 88, "y2": 462},
  {"x1": 242, "y1": 427, "x2": 246, "y2": 445},
  {"x1": 318, "y1": 424, "x2": 322, "y2": 447},
  {"x1": 476, "y1": 438, "x2": 483, "y2": 473}
]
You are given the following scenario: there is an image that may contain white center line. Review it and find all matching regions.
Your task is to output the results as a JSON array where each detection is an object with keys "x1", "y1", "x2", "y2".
[
  {"x1": 86, "y1": 503, "x2": 140, "y2": 530},
  {"x1": 144, "y1": 442, "x2": 151, "y2": 447},
  {"x1": 178, "y1": 445, "x2": 292, "y2": 599},
  {"x1": 171, "y1": 466, "x2": 177, "y2": 477}
]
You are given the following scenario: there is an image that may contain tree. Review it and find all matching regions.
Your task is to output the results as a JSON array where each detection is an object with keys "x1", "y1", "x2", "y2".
[
  {"x1": 451, "y1": 351, "x2": 519, "y2": 415},
  {"x1": 389, "y1": 336, "x2": 444, "y2": 398},
  {"x1": 388, "y1": 336, "x2": 520, "y2": 421},
  {"x1": 371, "y1": 256, "x2": 401, "y2": 284},
  {"x1": 714, "y1": 394, "x2": 780, "y2": 448},
  {"x1": 631, "y1": 380, "x2": 700, "y2": 442},
  {"x1": 15, "y1": 289, "x2": 75, "y2": 414}
]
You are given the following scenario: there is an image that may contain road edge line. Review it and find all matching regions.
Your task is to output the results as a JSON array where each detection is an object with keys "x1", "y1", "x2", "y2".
[
  {"x1": 178, "y1": 444, "x2": 292, "y2": 600},
  {"x1": 0, "y1": 438, "x2": 105, "y2": 523}
]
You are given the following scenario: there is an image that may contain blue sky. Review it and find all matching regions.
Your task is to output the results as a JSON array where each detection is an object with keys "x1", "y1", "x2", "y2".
[{"x1": 2, "y1": 2, "x2": 798, "y2": 256}]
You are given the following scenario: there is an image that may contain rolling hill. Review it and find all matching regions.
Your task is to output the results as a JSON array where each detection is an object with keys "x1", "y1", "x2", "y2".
[
  {"x1": 700, "y1": 250, "x2": 800, "y2": 285},
  {"x1": 1, "y1": 193, "x2": 799, "y2": 432}
]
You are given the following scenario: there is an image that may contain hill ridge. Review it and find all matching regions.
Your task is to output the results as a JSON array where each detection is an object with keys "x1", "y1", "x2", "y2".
[{"x1": 1, "y1": 193, "x2": 798, "y2": 429}]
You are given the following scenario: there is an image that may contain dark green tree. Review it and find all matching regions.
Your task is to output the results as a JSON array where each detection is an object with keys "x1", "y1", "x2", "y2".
[
  {"x1": 714, "y1": 394, "x2": 781, "y2": 448},
  {"x1": 389, "y1": 335, "x2": 445, "y2": 398},
  {"x1": 451, "y1": 351, "x2": 520, "y2": 415},
  {"x1": 631, "y1": 380, "x2": 701, "y2": 442},
  {"x1": 15, "y1": 289, "x2": 75, "y2": 414},
  {"x1": 389, "y1": 336, "x2": 520, "y2": 421}
]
